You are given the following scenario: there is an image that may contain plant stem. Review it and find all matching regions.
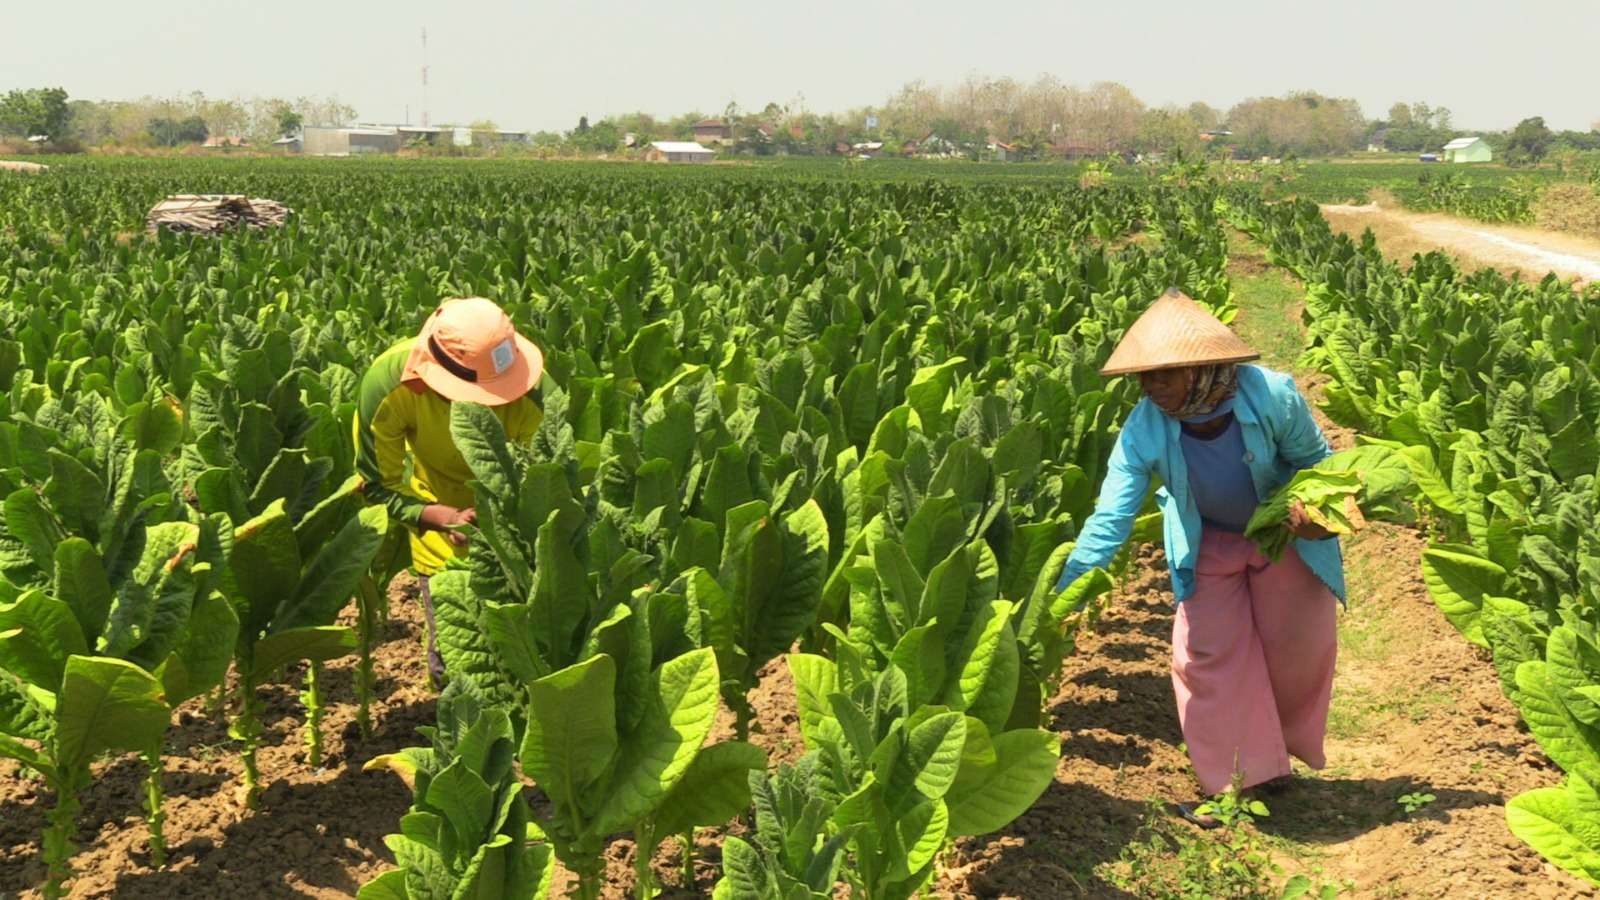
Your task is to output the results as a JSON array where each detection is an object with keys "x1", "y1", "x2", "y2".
[
  {"x1": 679, "y1": 829, "x2": 694, "y2": 888},
  {"x1": 575, "y1": 868, "x2": 603, "y2": 900},
  {"x1": 143, "y1": 748, "x2": 167, "y2": 868},
  {"x1": 733, "y1": 697, "x2": 752, "y2": 743},
  {"x1": 356, "y1": 578, "x2": 380, "y2": 738},
  {"x1": 633, "y1": 822, "x2": 658, "y2": 899},
  {"x1": 302, "y1": 662, "x2": 324, "y2": 768},
  {"x1": 232, "y1": 678, "x2": 263, "y2": 809},
  {"x1": 40, "y1": 767, "x2": 85, "y2": 899}
]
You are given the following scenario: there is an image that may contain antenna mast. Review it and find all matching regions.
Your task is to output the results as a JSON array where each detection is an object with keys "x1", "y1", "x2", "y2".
[{"x1": 421, "y1": 27, "x2": 430, "y2": 127}]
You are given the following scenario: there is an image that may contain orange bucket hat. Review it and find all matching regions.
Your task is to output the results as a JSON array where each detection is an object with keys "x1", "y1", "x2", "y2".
[
  {"x1": 1099, "y1": 288, "x2": 1259, "y2": 376},
  {"x1": 403, "y1": 297, "x2": 544, "y2": 405}
]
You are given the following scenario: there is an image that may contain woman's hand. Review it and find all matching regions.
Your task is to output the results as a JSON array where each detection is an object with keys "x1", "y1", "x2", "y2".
[
  {"x1": 420, "y1": 504, "x2": 477, "y2": 547},
  {"x1": 1286, "y1": 499, "x2": 1333, "y2": 541}
]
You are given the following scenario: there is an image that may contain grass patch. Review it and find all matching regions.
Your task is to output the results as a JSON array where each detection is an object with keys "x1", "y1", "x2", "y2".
[
  {"x1": 1336, "y1": 532, "x2": 1396, "y2": 664},
  {"x1": 1096, "y1": 799, "x2": 1350, "y2": 899},
  {"x1": 1227, "y1": 232, "x2": 1306, "y2": 370},
  {"x1": 1328, "y1": 678, "x2": 1457, "y2": 740}
]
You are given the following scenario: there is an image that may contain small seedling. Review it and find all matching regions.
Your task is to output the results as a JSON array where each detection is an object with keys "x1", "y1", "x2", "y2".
[{"x1": 1398, "y1": 791, "x2": 1436, "y2": 816}]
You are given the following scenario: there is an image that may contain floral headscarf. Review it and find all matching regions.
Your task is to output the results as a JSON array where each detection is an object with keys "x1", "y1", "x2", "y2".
[{"x1": 1169, "y1": 363, "x2": 1240, "y2": 420}]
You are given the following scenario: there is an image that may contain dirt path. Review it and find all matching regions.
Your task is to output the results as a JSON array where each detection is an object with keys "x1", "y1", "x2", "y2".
[
  {"x1": 937, "y1": 235, "x2": 1600, "y2": 898},
  {"x1": 1319, "y1": 199, "x2": 1600, "y2": 283},
  {"x1": 1229, "y1": 238, "x2": 1593, "y2": 897}
]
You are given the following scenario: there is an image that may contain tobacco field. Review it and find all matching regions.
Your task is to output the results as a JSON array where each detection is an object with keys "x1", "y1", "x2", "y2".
[{"x1": 1, "y1": 157, "x2": 1598, "y2": 897}]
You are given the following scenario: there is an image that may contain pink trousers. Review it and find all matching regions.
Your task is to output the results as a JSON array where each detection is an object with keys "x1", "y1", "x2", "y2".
[{"x1": 1172, "y1": 530, "x2": 1338, "y2": 795}]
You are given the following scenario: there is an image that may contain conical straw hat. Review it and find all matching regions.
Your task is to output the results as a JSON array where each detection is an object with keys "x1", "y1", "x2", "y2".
[{"x1": 1099, "y1": 288, "x2": 1259, "y2": 376}]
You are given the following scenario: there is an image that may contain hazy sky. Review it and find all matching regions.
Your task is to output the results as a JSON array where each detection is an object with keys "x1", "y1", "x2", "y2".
[{"x1": 6, "y1": 1, "x2": 1596, "y2": 132}]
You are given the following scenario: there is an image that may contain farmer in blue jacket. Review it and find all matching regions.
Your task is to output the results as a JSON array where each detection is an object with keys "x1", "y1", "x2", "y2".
[{"x1": 1056, "y1": 288, "x2": 1343, "y2": 823}]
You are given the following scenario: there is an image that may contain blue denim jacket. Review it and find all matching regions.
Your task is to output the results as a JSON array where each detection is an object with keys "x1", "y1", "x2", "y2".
[{"x1": 1055, "y1": 365, "x2": 1345, "y2": 603}]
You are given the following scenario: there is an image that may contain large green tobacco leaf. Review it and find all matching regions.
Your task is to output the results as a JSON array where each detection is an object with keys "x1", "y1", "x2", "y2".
[
  {"x1": 272, "y1": 505, "x2": 387, "y2": 631},
  {"x1": 229, "y1": 500, "x2": 303, "y2": 639},
  {"x1": 945, "y1": 719, "x2": 1060, "y2": 837},
  {"x1": 431, "y1": 571, "x2": 518, "y2": 709},
  {"x1": 248, "y1": 625, "x2": 357, "y2": 682},
  {"x1": 588, "y1": 647, "x2": 720, "y2": 837},
  {"x1": 4, "y1": 487, "x2": 65, "y2": 573},
  {"x1": 100, "y1": 521, "x2": 200, "y2": 658},
  {"x1": 1546, "y1": 627, "x2": 1600, "y2": 728},
  {"x1": 44, "y1": 449, "x2": 107, "y2": 540},
  {"x1": 711, "y1": 836, "x2": 772, "y2": 899},
  {"x1": 156, "y1": 591, "x2": 239, "y2": 705},
  {"x1": 291, "y1": 477, "x2": 368, "y2": 560},
  {"x1": 354, "y1": 869, "x2": 408, "y2": 900},
  {"x1": 1507, "y1": 777, "x2": 1600, "y2": 885},
  {"x1": 529, "y1": 506, "x2": 590, "y2": 668},
  {"x1": 450, "y1": 402, "x2": 521, "y2": 519},
  {"x1": 0, "y1": 671, "x2": 52, "y2": 743},
  {"x1": 874, "y1": 708, "x2": 966, "y2": 817},
  {"x1": 787, "y1": 653, "x2": 841, "y2": 748},
  {"x1": 944, "y1": 600, "x2": 1019, "y2": 734},
  {"x1": 520, "y1": 653, "x2": 619, "y2": 811},
  {"x1": 51, "y1": 538, "x2": 113, "y2": 649},
  {"x1": 120, "y1": 400, "x2": 184, "y2": 456},
  {"x1": 711, "y1": 499, "x2": 829, "y2": 707},
  {"x1": 1481, "y1": 596, "x2": 1545, "y2": 704},
  {"x1": 55, "y1": 655, "x2": 168, "y2": 771},
  {"x1": 0, "y1": 590, "x2": 88, "y2": 690},
  {"x1": 651, "y1": 740, "x2": 767, "y2": 838},
  {"x1": 1516, "y1": 660, "x2": 1600, "y2": 787},
  {"x1": 1421, "y1": 546, "x2": 1506, "y2": 647},
  {"x1": 425, "y1": 759, "x2": 494, "y2": 852}
]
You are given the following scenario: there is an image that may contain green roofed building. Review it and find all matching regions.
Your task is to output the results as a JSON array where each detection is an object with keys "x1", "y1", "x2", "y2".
[{"x1": 1441, "y1": 136, "x2": 1492, "y2": 163}]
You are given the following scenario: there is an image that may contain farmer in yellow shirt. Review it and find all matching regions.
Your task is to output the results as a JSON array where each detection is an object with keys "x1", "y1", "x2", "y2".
[{"x1": 354, "y1": 297, "x2": 544, "y2": 681}]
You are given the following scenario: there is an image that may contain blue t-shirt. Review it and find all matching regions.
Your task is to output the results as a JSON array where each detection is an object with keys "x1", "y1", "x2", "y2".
[{"x1": 1179, "y1": 414, "x2": 1259, "y2": 533}]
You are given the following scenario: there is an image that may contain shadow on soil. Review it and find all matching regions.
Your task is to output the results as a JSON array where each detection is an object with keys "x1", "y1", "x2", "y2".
[
  {"x1": 1255, "y1": 774, "x2": 1505, "y2": 844},
  {"x1": 949, "y1": 778, "x2": 1148, "y2": 898}
]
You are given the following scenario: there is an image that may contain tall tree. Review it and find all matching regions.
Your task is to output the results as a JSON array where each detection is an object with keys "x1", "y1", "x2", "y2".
[
  {"x1": 0, "y1": 87, "x2": 72, "y2": 141},
  {"x1": 1506, "y1": 116, "x2": 1554, "y2": 164}
]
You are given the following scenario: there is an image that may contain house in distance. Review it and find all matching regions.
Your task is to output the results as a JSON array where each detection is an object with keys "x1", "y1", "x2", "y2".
[
  {"x1": 645, "y1": 141, "x2": 715, "y2": 163},
  {"x1": 1441, "y1": 135, "x2": 1492, "y2": 163},
  {"x1": 691, "y1": 119, "x2": 733, "y2": 145}
]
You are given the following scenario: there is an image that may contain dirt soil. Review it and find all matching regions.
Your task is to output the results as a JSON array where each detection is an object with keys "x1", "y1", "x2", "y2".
[
  {"x1": 1320, "y1": 198, "x2": 1600, "y2": 284},
  {"x1": 0, "y1": 576, "x2": 440, "y2": 899}
]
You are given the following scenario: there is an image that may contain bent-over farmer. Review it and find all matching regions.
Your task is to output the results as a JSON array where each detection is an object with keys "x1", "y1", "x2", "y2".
[
  {"x1": 354, "y1": 297, "x2": 544, "y2": 683},
  {"x1": 1054, "y1": 288, "x2": 1344, "y2": 825}
]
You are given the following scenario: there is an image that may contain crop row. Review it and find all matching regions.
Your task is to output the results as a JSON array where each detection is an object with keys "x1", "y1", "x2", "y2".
[{"x1": 1227, "y1": 189, "x2": 1600, "y2": 885}]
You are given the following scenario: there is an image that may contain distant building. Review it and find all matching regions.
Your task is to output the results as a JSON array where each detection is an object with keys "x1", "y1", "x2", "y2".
[
  {"x1": 454, "y1": 128, "x2": 529, "y2": 147},
  {"x1": 691, "y1": 119, "x2": 733, "y2": 145},
  {"x1": 271, "y1": 135, "x2": 302, "y2": 153},
  {"x1": 396, "y1": 126, "x2": 448, "y2": 146},
  {"x1": 645, "y1": 141, "x2": 714, "y2": 163},
  {"x1": 1441, "y1": 136, "x2": 1492, "y2": 163},
  {"x1": 987, "y1": 140, "x2": 1018, "y2": 162},
  {"x1": 1366, "y1": 128, "x2": 1390, "y2": 152},
  {"x1": 202, "y1": 135, "x2": 249, "y2": 149},
  {"x1": 301, "y1": 126, "x2": 403, "y2": 156},
  {"x1": 912, "y1": 133, "x2": 961, "y2": 157},
  {"x1": 1051, "y1": 140, "x2": 1104, "y2": 160}
]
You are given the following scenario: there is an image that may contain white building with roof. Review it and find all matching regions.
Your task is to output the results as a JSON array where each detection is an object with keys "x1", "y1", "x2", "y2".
[
  {"x1": 1441, "y1": 136, "x2": 1492, "y2": 163},
  {"x1": 645, "y1": 141, "x2": 714, "y2": 163}
]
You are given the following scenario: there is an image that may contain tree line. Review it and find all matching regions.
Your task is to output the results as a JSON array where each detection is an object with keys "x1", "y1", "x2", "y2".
[{"x1": 4, "y1": 77, "x2": 1598, "y2": 162}]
